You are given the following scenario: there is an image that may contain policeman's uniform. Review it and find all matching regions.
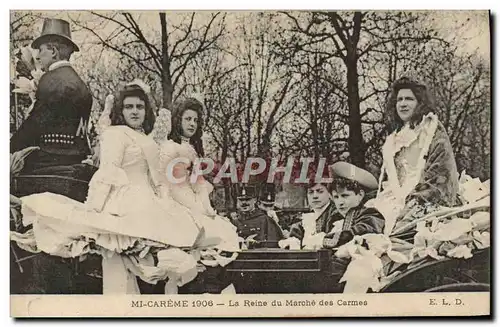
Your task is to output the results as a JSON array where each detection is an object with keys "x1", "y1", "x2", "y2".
[{"x1": 232, "y1": 186, "x2": 283, "y2": 248}]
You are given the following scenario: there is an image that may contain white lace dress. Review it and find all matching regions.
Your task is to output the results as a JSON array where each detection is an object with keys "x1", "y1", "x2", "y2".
[
  {"x1": 159, "y1": 139, "x2": 240, "y2": 257},
  {"x1": 12, "y1": 126, "x2": 204, "y2": 293}
]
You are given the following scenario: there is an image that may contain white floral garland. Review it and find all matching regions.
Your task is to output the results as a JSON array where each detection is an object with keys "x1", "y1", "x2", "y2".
[
  {"x1": 11, "y1": 46, "x2": 44, "y2": 119},
  {"x1": 337, "y1": 174, "x2": 490, "y2": 294}
]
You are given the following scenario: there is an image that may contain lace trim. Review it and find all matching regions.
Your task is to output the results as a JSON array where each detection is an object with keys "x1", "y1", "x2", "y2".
[
  {"x1": 302, "y1": 213, "x2": 319, "y2": 237},
  {"x1": 383, "y1": 113, "x2": 435, "y2": 157},
  {"x1": 379, "y1": 113, "x2": 438, "y2": 190}
]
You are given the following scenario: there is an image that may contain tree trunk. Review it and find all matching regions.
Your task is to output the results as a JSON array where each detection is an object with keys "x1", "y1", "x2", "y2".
[
  {"x1": 313, "y1": 61, "x2": 321, "y2": 162},
  {"x1": 221, "y1": 128, "x2": 229, "y2": 163},
  {"x1": 346, "y1": 50, "x2": 365, "y2": 168},
  {"x1": 160, "y1": 13, "x2": 173, "y2": 109}
]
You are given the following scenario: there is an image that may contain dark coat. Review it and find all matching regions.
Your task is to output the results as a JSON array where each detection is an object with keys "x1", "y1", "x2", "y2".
[
  {"x1": 232, "y1": 208, "x2": 284, "y2": 247},
  {"x1": 10, "y1": 64, "x2": 93, "y2": 172},
  {"x1": 322, "y1": 206, "x2": 385, "y2": 248},
  {"x1": 289, "y1": 203, "x2": 385, "y2": 249}
]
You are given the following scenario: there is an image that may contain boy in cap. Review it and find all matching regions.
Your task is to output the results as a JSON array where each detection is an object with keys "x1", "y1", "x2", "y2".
[
  {"x1": 322, "y1": 161, "x2": 385, "y2": 248},
  {"x1": 284, "y1": 162, "x2": 384, "y2": 250}
]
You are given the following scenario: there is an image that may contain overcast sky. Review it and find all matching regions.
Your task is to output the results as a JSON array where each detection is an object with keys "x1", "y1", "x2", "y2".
[
  {"x1": 23, "y1": 10, "x2": 490, "y2": 61},
  {"x1": 430, "y1": 10, "x2": 489, "y2": 60}
]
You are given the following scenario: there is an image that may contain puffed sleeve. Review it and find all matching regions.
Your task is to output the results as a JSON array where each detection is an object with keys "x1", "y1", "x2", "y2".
[
  {"x1": 158, "y1": 140, "x2": 200, "y2": 210},
  {"x1": 157, "y1": 140, "x2": 179, "y2": 199},
  {"x1": 192, "y1": 177, "x2": 217, "y2": 216},
  {"x1": 85, "y1": 128, "x2": 129, "y2": 212},
  {"x1": 192, "y1": 175, "x2": 214, "y2": 195}
]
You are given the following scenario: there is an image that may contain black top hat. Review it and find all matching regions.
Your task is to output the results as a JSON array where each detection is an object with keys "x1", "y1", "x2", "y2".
[{"x1": 32, "y1": 18, "x2": 79, "y2": 52}]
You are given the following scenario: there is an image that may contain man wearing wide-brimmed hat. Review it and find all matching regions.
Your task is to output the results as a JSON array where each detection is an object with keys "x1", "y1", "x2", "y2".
[{"x1": 10, "y1": 18, "x2": 93, "y2": 178}]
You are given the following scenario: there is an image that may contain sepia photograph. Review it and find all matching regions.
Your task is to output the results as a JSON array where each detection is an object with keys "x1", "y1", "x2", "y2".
[{"x1": 8, "y1": 8, "x2": 491, "y2": 317}]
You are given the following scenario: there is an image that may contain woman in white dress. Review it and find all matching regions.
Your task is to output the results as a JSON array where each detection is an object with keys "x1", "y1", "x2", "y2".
[
  {"x1": 11, "y1": 83, "x2": 205, "y2": 294},
  {"x1": 366, "y1": 75, "x2": 460, "y2": 235},
  {"x1": 158, "y1": 98, "x2": 240, "y2": 277}
]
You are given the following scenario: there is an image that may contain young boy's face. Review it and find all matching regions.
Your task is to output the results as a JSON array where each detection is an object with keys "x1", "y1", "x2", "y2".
[
  {"x1": 307, "y1": 184, "x2": 331, "y2": 210},
  {"x1": 331, "y1": 187, "x2": 364, "y2": 217}
]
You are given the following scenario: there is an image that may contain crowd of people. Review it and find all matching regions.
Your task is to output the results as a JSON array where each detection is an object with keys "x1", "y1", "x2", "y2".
[{"x1": 10, "y1": 18, "x2": 462, "y2": 295}]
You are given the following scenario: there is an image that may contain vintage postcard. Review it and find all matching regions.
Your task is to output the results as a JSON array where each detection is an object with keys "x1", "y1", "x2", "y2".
[{"x1": 9, "y1": 9, "x2": 491, "y2": 317}]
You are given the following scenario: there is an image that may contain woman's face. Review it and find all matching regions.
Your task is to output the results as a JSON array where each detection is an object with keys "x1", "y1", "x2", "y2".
[
  {"x1": 181, "y1": 109, "x2": 199, "y2": 138},
  {"x1": 122, "y1": 96, "x2": 146, "y2": 129},
  {"x1": 396, "y1": 88, "x2": 418, "y2": 123}
]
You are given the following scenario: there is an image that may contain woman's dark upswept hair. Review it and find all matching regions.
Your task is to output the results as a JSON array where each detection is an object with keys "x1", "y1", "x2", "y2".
[
  {"x1": 386, "y1": 76, "x2": 435, "y2": 132},
  {"x1": 168, "y1": 97, "x2": 205, "y2": 157},
  {"x1": 109, "y1": 84, "x2": 156, "y2": 134}
]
